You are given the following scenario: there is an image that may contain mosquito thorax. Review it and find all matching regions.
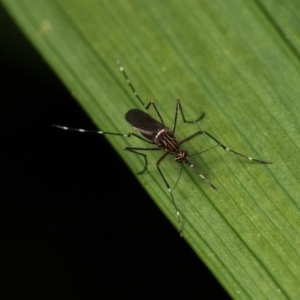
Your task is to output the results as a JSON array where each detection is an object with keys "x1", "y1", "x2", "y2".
[{"x1": 154, "y1": 129, "x2": 180, "y2": 153}]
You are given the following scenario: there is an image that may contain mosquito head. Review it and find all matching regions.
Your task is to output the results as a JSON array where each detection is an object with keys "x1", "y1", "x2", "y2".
[{"x1": 175, "y1": 149, "x2": 189, "y2": 164}]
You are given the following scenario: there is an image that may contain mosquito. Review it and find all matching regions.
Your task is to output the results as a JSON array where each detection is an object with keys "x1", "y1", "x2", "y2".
[{"x1": 54, "y1": 61, "x2": 271, "y2": 236}]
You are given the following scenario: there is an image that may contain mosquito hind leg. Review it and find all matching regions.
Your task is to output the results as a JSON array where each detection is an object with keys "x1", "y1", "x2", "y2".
[{"x1": 117, "y1": 61, "x2": 166, "y2": 125}]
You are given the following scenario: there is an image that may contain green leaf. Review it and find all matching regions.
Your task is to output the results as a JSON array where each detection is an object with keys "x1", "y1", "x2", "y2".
[{"x1": 3, "y1": 0, "x2": 300, "y2": 298}]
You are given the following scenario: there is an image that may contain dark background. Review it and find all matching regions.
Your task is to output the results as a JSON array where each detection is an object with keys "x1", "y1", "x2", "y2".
[{"x1": 0, "y1": 5, "x2": 230, "y2": 300}]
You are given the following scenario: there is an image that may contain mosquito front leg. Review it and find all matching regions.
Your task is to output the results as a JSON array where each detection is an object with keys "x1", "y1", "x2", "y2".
[
  {"x1": 156, "y1": 152, "x2": 183, "y2": 236},
  {"x1": 185, "y1": 162, "x2": 218, "y2": 191}
]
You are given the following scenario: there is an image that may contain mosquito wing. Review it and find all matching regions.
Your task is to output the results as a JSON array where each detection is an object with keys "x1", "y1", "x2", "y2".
[{"x1": 125, "y1": 109, "x2": 166, "y2": 139}]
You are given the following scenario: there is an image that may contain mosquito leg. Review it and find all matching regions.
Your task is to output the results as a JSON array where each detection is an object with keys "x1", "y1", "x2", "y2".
[
  {"x1": 53, "y1": 125, "x2": 158, "y2": 144},
  {"x1": 171, "y1": 99, "x2": 206, "y2": 136},
  {"x1": 53, "y1": 124, "x2": 163, "y2": 173},
  {"x1": 156, "y1": 152, "x2": 183, "y2": 236},
  {"x1": 186, "y1": 162, "x2": 218, "y2": 190},
  {"x1": 117, "y1": 60, "x2": 146, "y2": 108},
  {"x1": 124, "y1": 148, "x2": 149, "y2": 174},
  {"x1": 117, "y1": 61, "x2": 165, "y2": 125},
  {"x1": 177, "y1": 99, "x2": 206, "y2": 124},
  {"x1": 52, "y1": 125, "x2": 130, "y2": 137},
  {"x1": 125, "y1": 146, "x2": 161, "y2": 174},
  {"x1": 127, "y1": 132, "x2": 159, "y2": 144},
  {"x1": 144, "y1": 100, "x2": 165, "y2": 125},
  {"x1": 171, "y1": 99, "x2": 180, "y2": 134},
  {"x1": 180, "y1": 130, "x2": 272, "y2": 164}
]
